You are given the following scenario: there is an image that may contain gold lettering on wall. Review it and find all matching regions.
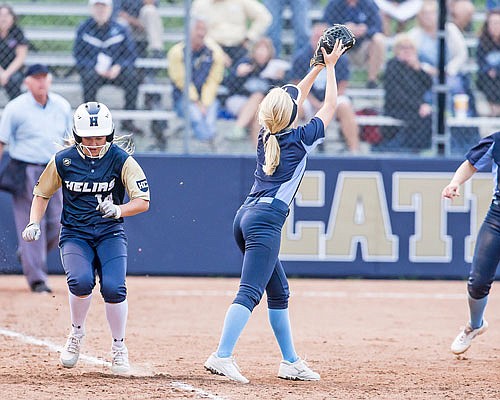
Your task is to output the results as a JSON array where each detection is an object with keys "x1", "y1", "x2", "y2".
[
  {"x1": 280, "y1": 172, "x2": 324, "y2": 259},
  {"x1": 324, "y1": 172, "x2": 397, "y2": 261},
  {"x1": 394, "y1": 173, "x2": 454, "y2": 261}
]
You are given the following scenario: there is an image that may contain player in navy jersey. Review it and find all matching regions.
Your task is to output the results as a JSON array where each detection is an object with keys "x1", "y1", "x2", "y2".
[
  {"x1": 21, "y1": 102, "x2": 150, "y2": 374},
  {"x1": 442, "y1": 132, "x2": 500, "y2": 355},
  {"x1": 204, "y1": 40, "x2": 345, "y2": 383}
]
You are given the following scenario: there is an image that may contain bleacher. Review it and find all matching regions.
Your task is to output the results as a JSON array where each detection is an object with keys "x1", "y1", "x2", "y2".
[{"x1": 4, "y1": 2, "x2": 500, "y2": 154}]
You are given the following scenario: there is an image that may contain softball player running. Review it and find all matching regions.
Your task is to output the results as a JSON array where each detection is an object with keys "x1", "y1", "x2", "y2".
[
  {"x1": 204, "y1": 40, "x2": 345, "y2": 383},
  {"x1": 21, "y1": 102, "x2": 150, "y2": 374},
  {"x1": 442, "y1": 133, "x2": 500, "y2": 355}
]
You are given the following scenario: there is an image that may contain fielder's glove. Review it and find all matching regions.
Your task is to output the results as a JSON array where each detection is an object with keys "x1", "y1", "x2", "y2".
[
  {"x1": 97, "y1": 199, "x2": 122, "y2": 219},
  {"x1": 310, "y1": 24, "x2": 356, "y2": 67},
  {"x1": 22, "y1": 222, "x2": 41, "y2": 242}
]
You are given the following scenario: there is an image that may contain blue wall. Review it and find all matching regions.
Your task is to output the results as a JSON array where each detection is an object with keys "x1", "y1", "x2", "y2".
[{"x1": 0, "y1": 154, "x2": 497, "y2": 279}]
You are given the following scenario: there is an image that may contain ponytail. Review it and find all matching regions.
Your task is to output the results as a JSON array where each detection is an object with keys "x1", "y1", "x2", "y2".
[
  {"x1": 263, "y1": 130, "x2": 280, "y2": 176},
  {"x1": 258, "y1": 87, "x2": 295, "y2": 176}
]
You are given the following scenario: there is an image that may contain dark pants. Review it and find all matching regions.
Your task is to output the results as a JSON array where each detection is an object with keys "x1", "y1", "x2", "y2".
[
  {"x1": 2, "y1": 71, "x2": 23, "y2": 100},
  {"x1": 232, "y1": 197, "x2": 290, "y2": 312},
  {"x1": 60, "y1": 233, "x2": 128, "y2": 303},
  {"x1": 13, "y1": 164, "x2": 62, "y2": 286},
  {"x1": 79, "y1": 67, "x2": 140, "y2": 110},
  {"x1": 468, "y1": 201, "x2": 500, "y2": 299}
]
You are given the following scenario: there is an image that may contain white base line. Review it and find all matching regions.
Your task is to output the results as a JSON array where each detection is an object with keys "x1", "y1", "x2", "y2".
[
  {"x1": 0, "y1": 327, "x2": 228, "y2": 400},
  {"x1": 161, "y1": 290, "x2": 466, "y2": 300}
]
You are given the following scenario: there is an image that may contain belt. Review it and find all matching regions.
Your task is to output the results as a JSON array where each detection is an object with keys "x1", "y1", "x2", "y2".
[
  {"x1": 19, "y1": 160, "x2": 47, "y2": 167},
  {"x1": 244, "y1": 196, "x2": 289, "y2": 213}
]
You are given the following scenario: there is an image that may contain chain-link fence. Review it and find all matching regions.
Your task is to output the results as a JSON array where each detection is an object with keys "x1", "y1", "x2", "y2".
[{"x1": 2, "y1": 0, "x2": 499, "y2": 156}]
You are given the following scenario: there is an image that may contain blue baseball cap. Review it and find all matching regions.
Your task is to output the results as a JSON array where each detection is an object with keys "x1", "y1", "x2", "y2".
[
  {"x1": 282, "y1": 84, "x2": 301, "y2": 127},
  {"x1": 25, "y1": 64, "x2": 49, "y2": 78},
  {"x1": 282, "y1": 84, "x2": 301, "y2": 102}
]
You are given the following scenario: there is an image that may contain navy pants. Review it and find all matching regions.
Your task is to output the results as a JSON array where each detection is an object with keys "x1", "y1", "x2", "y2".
[
  {"x1": 232, "y1": 197, "x2": 290, "y2": 312},
  {"x1": 60, "y1": 233, "x2": 128, "y2": 303},
  {"x1": 468, "y1": 201, "x2": 500, "y2": 299}
]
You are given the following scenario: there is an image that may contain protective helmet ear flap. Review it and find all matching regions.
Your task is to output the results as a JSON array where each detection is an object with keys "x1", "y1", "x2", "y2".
[
  {"x1": 106, "y1": 127, "x2": 115, "y2": 143},
  {"x1": 72, "y1": 126, "x2": 82, "y2": 143}
]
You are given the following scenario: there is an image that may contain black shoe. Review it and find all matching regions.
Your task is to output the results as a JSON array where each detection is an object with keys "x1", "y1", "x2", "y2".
[
  {"x1": 31, "y1": 281, "x2": 52, "y2": 293},
  {"x1": 366, "y1": 80, "x2": 378, "y2": 89},
  {"x1": 121, "y1": 120, "x2": 144, "y2": 136}
]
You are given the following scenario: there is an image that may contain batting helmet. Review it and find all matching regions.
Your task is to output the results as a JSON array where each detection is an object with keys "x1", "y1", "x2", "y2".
[{"x1": 72, "y1": 102, "x2": 115, "y2": 144}]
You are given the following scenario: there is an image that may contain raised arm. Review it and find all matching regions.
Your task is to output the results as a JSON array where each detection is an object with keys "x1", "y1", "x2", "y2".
[
  {"x1": 315, "y1": 40, "x2": 345, "y2": 128},
  {"x1": 295, "y1": 64, "x2": 324, "y2": 108}
]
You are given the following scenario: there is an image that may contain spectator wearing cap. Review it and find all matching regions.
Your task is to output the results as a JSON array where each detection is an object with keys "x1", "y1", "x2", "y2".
[
  {"x1": 0, "y1": 64, "x2": 72, "y2": 293},
  {"x1": 0, "y1": 4, "x2": 28, "y2": 100},
  {"x1": 73, "y1": 0, "x2": 143, "y2": 134}
]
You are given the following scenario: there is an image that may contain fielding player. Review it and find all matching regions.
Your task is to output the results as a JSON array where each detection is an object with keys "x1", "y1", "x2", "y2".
[
  {"x1": 442, "y1": 133, "x2": 500, "y2": 355},
  {"x1": 204, "y1": 40, "x2": 345, "y2": 383},
  {"x1": 22, "y1": 102, "x2": 150, "y2": 374}
]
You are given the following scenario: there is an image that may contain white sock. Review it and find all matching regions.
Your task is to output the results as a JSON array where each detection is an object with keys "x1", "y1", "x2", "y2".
[
  {"x1": 69, "y1": 292, "x2": 92, "y2": 336},
  {"x1": 105, "y1": 300, "x2": 128, "y2": 349}
]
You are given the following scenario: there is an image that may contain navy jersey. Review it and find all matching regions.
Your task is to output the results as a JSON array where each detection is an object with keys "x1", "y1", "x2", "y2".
[
  {"x1": 466, "y1": 131, "x2": 500, "y2": 199},
  {"x1": 34, "y1": 144, "x2": 150, "y2": 236},
  {"x1": 249, "y1": 117, "x2": 324, "y2": 205}
]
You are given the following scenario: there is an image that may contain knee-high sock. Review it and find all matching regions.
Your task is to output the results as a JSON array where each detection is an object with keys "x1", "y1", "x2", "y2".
[
  {"x1": 468, "y1": 294, "x2": 488, "y2": 329},
  {"x1": 216, "y1": 303, "x2": 251, "y2": 358},
  {"x1": 105, "y1": 300, "x2": 128, "y2": 349},
  {"x1": 268, "y1": 308, "x2": 298, "y2": 363},
  {"x1": 69, "y1": 292, "x2": 92, "y2": 335}
]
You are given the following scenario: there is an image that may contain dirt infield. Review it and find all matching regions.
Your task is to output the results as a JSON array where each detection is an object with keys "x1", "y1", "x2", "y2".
[{"x1": 0, "y1": 275, "x2": 499, "y2": 400}]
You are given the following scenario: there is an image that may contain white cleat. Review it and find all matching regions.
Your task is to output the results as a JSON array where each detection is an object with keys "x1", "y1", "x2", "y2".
[
  {"x1": 111, "y1": 346, "x2": 130, "y2": 374},
  {"x1": 204, "y1": 352, "x2": 249, "y2": 383},
  {"x1": 451, "y1": 320, "x2": 489, "y2": 355},
  {"x1": 60, "y1": 333, "x2": 84, "y2": 368},
  {"x1": 278, "y1": 358, "x2": 320, "y2": 381}
]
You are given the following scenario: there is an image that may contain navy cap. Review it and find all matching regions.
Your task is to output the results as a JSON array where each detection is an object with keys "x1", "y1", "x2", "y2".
[
  {"x1": 282, "y1": 84, "x2": 301, "y2": 128},
  {"x1": 25, "y1": 64, "x2": 49, "y2": 78},
  {"x1": 282, "y1": 84, "x2": 301, "y2": 102}
]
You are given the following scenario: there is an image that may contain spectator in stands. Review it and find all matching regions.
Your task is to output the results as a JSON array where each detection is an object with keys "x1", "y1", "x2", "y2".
[
  {"x1": 191, "y1": 0, "x2": 272, "y2": 67},
  {"x1": 263, "y1": 0, "x2": 311, "y2": 58},
  {"x1": 407, "y1": 0, "x2": 470, "y2": 107},
  {"x1": 0, "y1": 64, "x2": 72, "y2": 293},
  {"x1": 374, "y1": 0, "x2": 422, "y2": 35},
  {"x1": 449, "y1": 0, "x2": 475, "y2": 34},
  {"x1": 73, "y1": 0, "x2": 143, "y2": 134},
  {"x1": 167, "y1": 16, "x2": 225, "y2": 143},
  {"x1": 376, "y1": 33, "x2": 433, "y2": 153},
  {"x1": 118, "y1": 0, "x2": 164, "y2": 58},
  {"x1": 476, "y1": 9, "x2": 500, "y2": 117},
  {"x1": 287, "y1": 22, "x2": 360, "y2": 153},
  {"x1": 323, "y1": 0, "x2": 386, "y2": 88},
  {"x1": 223, "y1": 37, "x2": 288, "y2": 144},
  {"x1": 0, "y1": 4, "x2": 28, "y2": 100}
]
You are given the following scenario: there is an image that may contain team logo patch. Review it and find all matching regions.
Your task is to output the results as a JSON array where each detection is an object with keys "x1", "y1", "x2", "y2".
[
  {"x1": 63, "y1": 158, "x2": 71, "y2": 166},
  {"x1": 136, "y1": 179, "x2": 149, "y2": 192}
]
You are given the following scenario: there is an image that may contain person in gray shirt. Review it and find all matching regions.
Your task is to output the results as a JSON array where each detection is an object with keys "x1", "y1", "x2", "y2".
[{"x1": 0, "y1": 64, "x2": 72, "y2": 293}]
